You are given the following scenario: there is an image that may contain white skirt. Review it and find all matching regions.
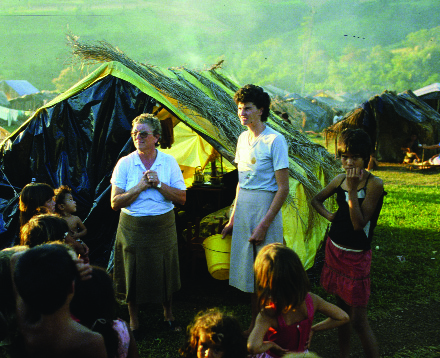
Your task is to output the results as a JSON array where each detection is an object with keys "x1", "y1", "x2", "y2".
[{"x1": 229, "y1": 188, "x2": 283, "y2": 293}]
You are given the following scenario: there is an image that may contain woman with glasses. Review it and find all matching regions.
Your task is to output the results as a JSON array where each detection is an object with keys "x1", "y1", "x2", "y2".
[{"x1": 111, "y1": 113, "x2": 186, "y2": 337}]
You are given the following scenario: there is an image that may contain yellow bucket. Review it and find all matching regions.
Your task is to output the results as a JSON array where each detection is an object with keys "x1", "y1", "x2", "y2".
[{"x1": 202, "y1": 234, "x2": 232, "y2": 280}]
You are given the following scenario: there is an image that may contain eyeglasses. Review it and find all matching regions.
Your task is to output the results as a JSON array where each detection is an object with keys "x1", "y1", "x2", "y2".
[{"x1": 131, "y1": 131, "x2": 154, "y2": 139}]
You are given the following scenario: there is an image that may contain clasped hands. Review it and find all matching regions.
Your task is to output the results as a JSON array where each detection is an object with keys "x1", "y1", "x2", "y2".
[{"x1": 140, "y1": 170, "x2": 160, "y2": 189}]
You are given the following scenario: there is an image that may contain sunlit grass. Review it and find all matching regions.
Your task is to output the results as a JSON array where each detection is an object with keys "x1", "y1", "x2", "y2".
[
  {"x1": 1, "y1": 134, "x2": 438, "y2": 358},
  {"x1": 130, "y1": 154, "x2": 440, "y2": 357}
]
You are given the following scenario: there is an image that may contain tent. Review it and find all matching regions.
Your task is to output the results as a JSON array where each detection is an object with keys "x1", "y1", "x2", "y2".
[
  {"x1": 0, "y1": 127, "x2": 10, "y2": 142},
  {"x1": 310, "y1": 91, "x2": 357, "y2": 116},
  {"x1": 414, "y1": 83, "x2": 440, "y2": 113},
  {"x1": 271, "y1": 96, "x2": 330, "y2": 132},
  {"x1": 0, "y1": 80, "x2": 39, "y2": 100},
  {"x1": 161, "y1": 122, "x2": 236, "y2": 187},
  {"x1": 8, "y1": 90, "x2": 59, "y2": 112},
  {"x1": 0, "y1": 92, "x2": 9, "y2": 107},
  {"x1": 325, "y1": 90, "x2": 440, "y2": 162},
  {"x1": 0, "y1": 38, "x2": 339, "y2": 269}
]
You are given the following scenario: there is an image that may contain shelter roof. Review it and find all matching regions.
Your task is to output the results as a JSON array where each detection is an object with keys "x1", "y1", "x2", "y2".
[
  {"x1": 0, "y1": 37, "x2": 340, "y2": 269},
  {"x1": 0, "y1": 80, "x2": 39, "y2": 97},
  {"x1": 263, "y1": 84, "x2": 290, "y2": 98},
  {"x1": 413, "y1": 83, "x2": 440, "y2": 100},
  {"x1": 0, "y1": 92, "x2": 9, "y2": 107},
  {"x1": 325, "y1": 90, "x2": 440, "y2": 162}
]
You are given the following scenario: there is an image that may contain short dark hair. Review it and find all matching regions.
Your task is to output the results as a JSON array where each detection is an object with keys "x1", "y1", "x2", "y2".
[
  {"x1": 254, "y1": 243, "x2": 310, "y2": 316},
  {"x1": 337, "y1": 129, "x2": 372, "y2": 168},
  {"x1": 20, "y1": 213, "x2": 69, "y2": 247},
  {"x1": 233, "y1": 84, "x2": 271, "y2": 122},
  {"x1": 14, "y1": 244, "x2": 78, "y2": 315}
]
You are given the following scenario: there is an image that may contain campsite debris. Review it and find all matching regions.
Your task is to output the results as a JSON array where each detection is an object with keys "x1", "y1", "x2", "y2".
[{"x1": 397, "y1": 256, "x2": 406, "y2": 262}]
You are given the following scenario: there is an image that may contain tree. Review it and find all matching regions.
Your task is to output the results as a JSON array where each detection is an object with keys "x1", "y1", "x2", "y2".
[{"x1": 52, "y1": 66, "x2": 84, "y2": 93}]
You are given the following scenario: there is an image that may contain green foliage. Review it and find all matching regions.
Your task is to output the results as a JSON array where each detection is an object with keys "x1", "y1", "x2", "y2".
[
  {"x1": 1, "y1": 0, "x2": 440, "y2": 94},
  {"x1": 52, "y1": 66, "x2": 82, "y2": 92}
]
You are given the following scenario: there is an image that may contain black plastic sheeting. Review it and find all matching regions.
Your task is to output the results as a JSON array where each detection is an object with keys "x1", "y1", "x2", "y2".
[{"x1": 0, "y1": 75, "x2": 156, "y2": 267}]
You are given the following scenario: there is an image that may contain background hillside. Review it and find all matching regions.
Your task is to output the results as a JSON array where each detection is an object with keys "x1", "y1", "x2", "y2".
[{"x1": 1, "y1": 0, "x2": 440, "y2": 95}]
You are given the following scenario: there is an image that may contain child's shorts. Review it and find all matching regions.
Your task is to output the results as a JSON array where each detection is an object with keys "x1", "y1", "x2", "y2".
[{"x1": 320, "y1": 237, "x2": 371, "y2": 307}]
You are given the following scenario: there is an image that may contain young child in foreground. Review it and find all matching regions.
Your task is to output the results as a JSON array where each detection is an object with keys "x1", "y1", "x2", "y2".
[
  {"x1": 247, "y1": 243, "x2": 349, "y2": 357},
  {"x1": 70, "y1": 266, "x2": 139, "y2": 358},
  {"x1": 55, "y1": 185, "x2": 89, "y2": 263},
  {"x1": 311, "y1": 128, "x2": 385, "y2": 358},
  {"x1": 12, "y1": 244, "x2": 106, "y2": 358},
  {"x1": 180, "y1": 307, "x2": 247, "y2": 358}
]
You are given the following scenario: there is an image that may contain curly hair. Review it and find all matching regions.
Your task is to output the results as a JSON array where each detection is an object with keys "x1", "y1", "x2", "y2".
[
  {"x1": 254, "y1": 243, "x2": 310, "y2": 316},
  {"x1": 132, "y1": 113, "x2": 162, "y2": 146},
  {"x1": 19, "y1": 183, "x2": 55, "y2": 228},
  {"x1": 54, "y1": 185, "x2": 72, "y2": 213},
  {"x1": 337, "y1": 128, "x2": 372, "y2": 168},
  {"x1": 233, "y1": 84, "x2": 271, "y2": 122},
  {"x1": 180, "y1": 308, "x2": 247, "y2": 358}
]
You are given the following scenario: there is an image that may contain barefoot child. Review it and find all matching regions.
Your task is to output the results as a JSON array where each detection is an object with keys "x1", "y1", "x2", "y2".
[
  {"x1": 311, "y1": 128, "x2": 385, "y2": 358},
  {"x1": 55, "y1": 185, "x2": 89, "y2": 263},
  {"x1": 248, "y1": 243, "x2": 349, "y2": 357}
]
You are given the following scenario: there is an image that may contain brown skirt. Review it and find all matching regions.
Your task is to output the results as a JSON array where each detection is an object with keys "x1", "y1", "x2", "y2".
[{"x1": 113, "y1": 210, "x2": 181, "y2": 304}]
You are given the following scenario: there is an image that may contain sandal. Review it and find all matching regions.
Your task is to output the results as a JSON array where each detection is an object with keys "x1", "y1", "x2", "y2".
[{"x1": 164, "y1": 319, "x2": 182, "y2": 332}]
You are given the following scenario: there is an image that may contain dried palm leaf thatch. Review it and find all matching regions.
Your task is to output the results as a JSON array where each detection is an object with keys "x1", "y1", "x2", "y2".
[
  {"x1": 325, "y1": 107, "x2": 364, "y2": 141},
  {"x1": 67, "y1": 34, "x2": 340, "y2": 238}
]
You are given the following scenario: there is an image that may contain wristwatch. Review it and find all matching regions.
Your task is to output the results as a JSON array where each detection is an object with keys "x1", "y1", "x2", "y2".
[{"x1": 156, "y1": 181, "x2": 162, "y2": 189}]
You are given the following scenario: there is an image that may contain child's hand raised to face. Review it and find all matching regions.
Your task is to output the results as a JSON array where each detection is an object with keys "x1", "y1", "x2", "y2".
[{"x1": 345, "y1": 168, "x2": 363, "y2": 191}]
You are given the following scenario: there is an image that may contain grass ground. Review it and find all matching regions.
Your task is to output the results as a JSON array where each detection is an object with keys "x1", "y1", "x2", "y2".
[
  {"x1": 130, "y1": 136, "x2": 440, "y2": 357},
  {"x1": 0, "y1": 132, "x2": 438, "y2": 358}
]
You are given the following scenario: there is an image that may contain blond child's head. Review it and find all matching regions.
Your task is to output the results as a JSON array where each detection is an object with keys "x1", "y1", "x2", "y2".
[
  {"x1": 254, "y1": 243, "x2": 310, "y2": 315},
  {"x1": 180, "y1": 308, "x2": 247, "y2": 358}
]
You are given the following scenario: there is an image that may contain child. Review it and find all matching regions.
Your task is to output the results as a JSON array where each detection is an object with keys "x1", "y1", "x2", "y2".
[
  {"x1": 19, "y1": 182, "x2": 56, "y2": 228},
  {"x1": 12, "y1": 244, "x2": 107, "y2": 358},
  {"x1": 247, "y1": 243, "x2": 349, "y2": 357},
  {"x1": 180, "y1": 308, "x2": 247, "y2": 358},
  {"x1": 70, "y1": 266, "x2": 139, "y2": 358},
  {"x1": 54, "y1": 185, "x2": 89, "y2": 263},
  {"x1": 311, "y1": 128, "x2": 385, "y2": 358},
  {"x1": 20, "y1": 213, "x2": 70, "y2": 247}
]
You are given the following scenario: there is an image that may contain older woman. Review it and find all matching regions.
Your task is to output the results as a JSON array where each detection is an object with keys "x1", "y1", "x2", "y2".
[
  {"x1": 221, "y1": 84, "x2": 289, "y2": 334},
  {"x1": 111, "y1": 113, "x2": 186, "y2": 335}
]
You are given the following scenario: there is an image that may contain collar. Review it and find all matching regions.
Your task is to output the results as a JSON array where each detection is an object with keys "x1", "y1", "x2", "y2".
[{"x1": 133, "y1": 149, "x2": 162, "y2": 168}]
